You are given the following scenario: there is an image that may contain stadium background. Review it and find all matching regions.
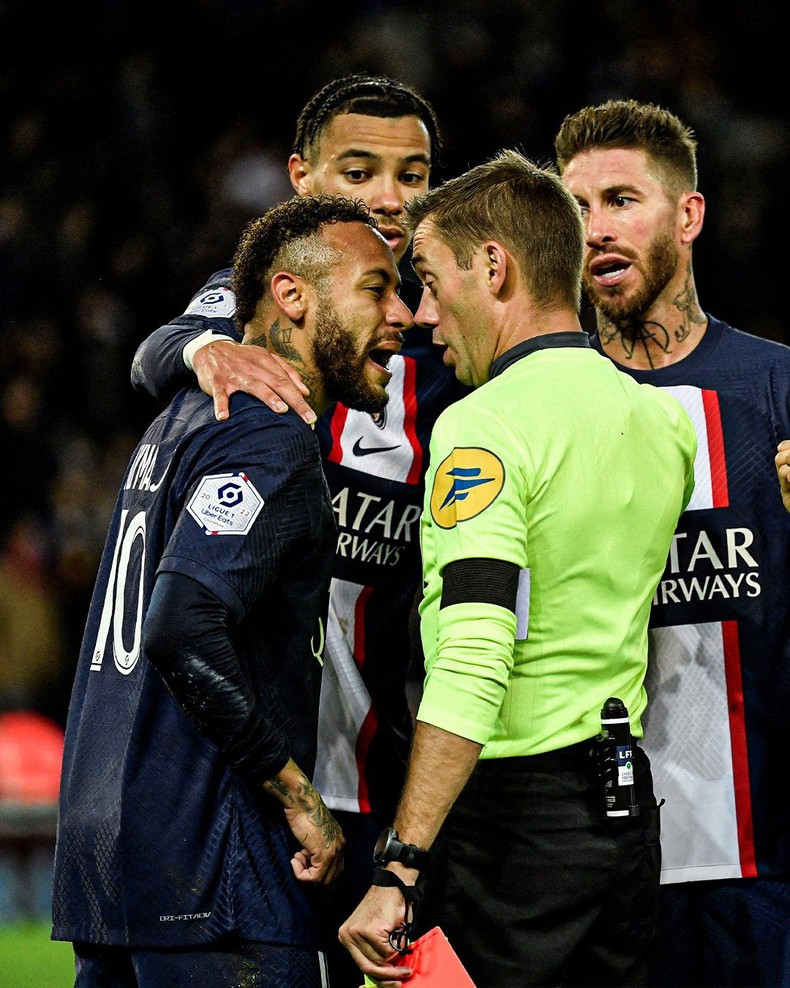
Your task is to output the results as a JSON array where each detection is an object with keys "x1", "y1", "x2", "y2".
[{"x1": 0, "y1": 0, "x2": 786, "y2": 982}]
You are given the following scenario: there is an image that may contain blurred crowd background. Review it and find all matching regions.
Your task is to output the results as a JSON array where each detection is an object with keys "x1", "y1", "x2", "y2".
[{"x1": 0, "y1": 0, "x2": 787, "y2": 739}]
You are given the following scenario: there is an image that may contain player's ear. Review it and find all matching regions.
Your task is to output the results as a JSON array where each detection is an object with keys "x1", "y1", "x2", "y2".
[
  {"x1": 271, "y1": 271, "x2": 306, "y2": 321},
  {"x1": 679, "y1": 191, "x2": 705, "y2": 245},
  {"x1": 288, "y1": 154, "x2": 312, "y2": 196}
]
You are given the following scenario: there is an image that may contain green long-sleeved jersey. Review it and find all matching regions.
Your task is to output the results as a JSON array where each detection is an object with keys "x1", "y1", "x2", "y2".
[{"x1": 417, "y1": 334, "x2": 696, "y2": 758}]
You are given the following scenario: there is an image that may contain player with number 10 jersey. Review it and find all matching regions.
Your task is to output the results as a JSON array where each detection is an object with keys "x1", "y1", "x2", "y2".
[{"x1": 51, "y1": 387, "x2": 335, "y2": 948}]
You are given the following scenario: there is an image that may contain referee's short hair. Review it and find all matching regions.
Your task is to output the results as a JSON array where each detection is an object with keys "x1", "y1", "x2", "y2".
[
  {"x1": 231, "y1": 194, "x2": 375, "y2": 329},
  {"x1": 292, "y1": 73, "x2": 442, "y2": 171},
  {"x1": 406, "y1": 150, "x2": 584, "y2": 313}
]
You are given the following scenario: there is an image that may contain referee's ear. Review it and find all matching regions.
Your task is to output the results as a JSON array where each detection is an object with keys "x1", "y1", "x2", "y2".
[
  {"x1": 270, "y1": 271, "x2": 307, "y2": 323},
  {"x1": 483, "y1": 240, "x2": 509, "y2": 297}
]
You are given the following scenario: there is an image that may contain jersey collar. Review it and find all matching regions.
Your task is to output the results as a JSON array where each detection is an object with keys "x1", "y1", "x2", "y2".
[{"x1": 490, "y1": 331, "x2": 590, "y2": 380}]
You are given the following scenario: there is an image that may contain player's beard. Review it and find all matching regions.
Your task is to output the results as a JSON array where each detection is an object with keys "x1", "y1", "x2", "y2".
[
  {"x1": 584, "y1": 228, "x2": 678, "y2": 325},
  {"x1": 312, "y1": 297, "x2": 389, "y2": 414}
]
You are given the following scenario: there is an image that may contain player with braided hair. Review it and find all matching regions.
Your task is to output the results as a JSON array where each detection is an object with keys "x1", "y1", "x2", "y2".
[
  {"x1": 132, "y1": 73, "x2": 445, "y2": 421},
  {"x1": 291, "y1": 73, "x2": 442, "y2": 190}
]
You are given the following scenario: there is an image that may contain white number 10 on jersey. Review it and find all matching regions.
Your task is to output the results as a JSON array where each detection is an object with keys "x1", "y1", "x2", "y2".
[{"x1": 91, "y1": 509, "x2": 147, "y2": 675}]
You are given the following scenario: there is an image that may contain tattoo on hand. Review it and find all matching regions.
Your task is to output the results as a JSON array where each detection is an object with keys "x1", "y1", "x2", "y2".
[
  {"x1": 269, "y1": 774, "x2": 342, "y2": 846},
  {"x1": 308, "y1": 796, "x2": 342, "y2": 847},
  {"x1": 264, "y1": 777, "x2": 290, "y2": 801}
]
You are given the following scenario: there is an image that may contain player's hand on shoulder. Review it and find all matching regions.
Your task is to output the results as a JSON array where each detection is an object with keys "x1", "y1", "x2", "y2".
[
  {"x1": 193, "y1": 338, "x2": 316, "y2": 425},
  {"x1": 775, "y1": 440, "x2": 790, "y2": 514}
]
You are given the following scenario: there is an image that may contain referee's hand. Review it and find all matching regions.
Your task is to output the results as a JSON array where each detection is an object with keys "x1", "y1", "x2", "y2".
[{"x1": 339, "y1": 884, "x2": 413, "y2": 985}]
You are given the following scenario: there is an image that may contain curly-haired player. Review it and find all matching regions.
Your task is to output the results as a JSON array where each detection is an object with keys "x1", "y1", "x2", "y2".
[
  {"x1": 129, "y1": 75, "x2": 469, "y2": 987},
  {"x1": 52, "y1": 194, "x2": 410, "y2": 987}
]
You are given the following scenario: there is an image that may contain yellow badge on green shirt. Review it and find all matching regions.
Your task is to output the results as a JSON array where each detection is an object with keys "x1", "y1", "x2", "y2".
[{"x1": 430, "y1": 447, "x2": 505, "y2": 529}]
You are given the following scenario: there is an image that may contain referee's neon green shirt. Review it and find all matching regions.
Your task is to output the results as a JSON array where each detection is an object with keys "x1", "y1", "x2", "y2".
[{"x1": 417, "y1": 335, "x2": 696, "y2": 758}]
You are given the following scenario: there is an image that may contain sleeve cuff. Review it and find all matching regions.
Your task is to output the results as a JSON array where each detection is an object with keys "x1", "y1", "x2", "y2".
[{"x1": 183, "y1": 330, "x2": 236, "y2": 371}]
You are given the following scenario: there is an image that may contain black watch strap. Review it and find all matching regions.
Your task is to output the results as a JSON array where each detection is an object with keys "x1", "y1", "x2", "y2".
[{"x1": 374, "y1": 827, "x2": 431, "y2": 870}]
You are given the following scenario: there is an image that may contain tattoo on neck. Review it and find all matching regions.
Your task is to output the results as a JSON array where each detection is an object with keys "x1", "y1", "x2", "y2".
[
  {"x1": 602, "y1": 320, "x2": 671, "y2": 368},
  {"x1": 270, "y1": 319, "x2": 302, "y2": 365},
  {"x1": 247, "y1": 328, "x2": 268, "y2": 349},
  {"x1": 672, "y1": 277, "x2": 705, "y2": 343},
  {"x1": 300, "y1": 370, "x2": 320, "y2": 394}
]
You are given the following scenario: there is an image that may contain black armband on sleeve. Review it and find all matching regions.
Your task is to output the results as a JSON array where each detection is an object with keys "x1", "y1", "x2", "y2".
[
  {"x1": 440, "y1": 557, "x2": 520, "y2": 611},
  {"x1": 143, "y1": 571, "x2": 290, "y2": 784}
]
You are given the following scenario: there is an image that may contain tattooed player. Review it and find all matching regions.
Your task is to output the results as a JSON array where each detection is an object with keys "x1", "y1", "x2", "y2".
[
  {"x1": 130, "y1": 74, "x2": 468, "y2": 988},
  {"x1": 51, "y1": 195, "x2": 410, "y2": 988},
  {"x1": 556, "y1": 99, "x2": 790, "y2": 988}
]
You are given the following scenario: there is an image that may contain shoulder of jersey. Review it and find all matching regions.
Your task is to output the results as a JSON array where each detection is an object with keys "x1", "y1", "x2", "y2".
[{"x1": 184, "y1": 269, "x2": 236, "y2": 318}]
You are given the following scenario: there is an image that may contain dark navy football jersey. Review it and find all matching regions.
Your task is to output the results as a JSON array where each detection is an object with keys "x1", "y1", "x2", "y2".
[
  {"x1": 131, "y1": 265, "x2": 470, "y2": 821},
  {"x1": 593, "y1": 316, "x2": 790, "y2": 883},
  {"x1": 52, "y1": 388, "x2": 335, "y2": 948}
]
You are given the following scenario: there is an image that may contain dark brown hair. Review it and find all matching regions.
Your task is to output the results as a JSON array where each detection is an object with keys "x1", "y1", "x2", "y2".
[
  {"x1": 554, "y1": 99, "x2": 698, "y2": 195},
  {"x1": 232, "y1": 194, "x2": 375, "y2": 328}
]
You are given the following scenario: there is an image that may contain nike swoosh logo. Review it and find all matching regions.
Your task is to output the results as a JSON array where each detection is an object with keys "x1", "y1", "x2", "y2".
[
  {"x1": 149, "y1": 458, "x2": 173, "y2": 492},
  {"x1": 352, "y1": 437, "x2": 402, "y2": 457}
]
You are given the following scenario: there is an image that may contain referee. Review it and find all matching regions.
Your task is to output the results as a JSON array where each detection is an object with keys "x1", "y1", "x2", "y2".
[{"x1": 340, "y1": 151, "x2": 697, "y2": 987}]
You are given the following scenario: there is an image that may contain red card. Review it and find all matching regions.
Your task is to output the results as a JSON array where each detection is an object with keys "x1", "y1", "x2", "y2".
[
  {"x1": 363, "y1": 926, "x2": 476, "y2": 986},
  {"x1": 361, "y1": 926, "x2": 477, "y2": 987}
]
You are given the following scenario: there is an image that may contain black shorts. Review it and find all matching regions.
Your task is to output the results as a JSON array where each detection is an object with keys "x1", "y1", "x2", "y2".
[
  {"x1": 73, "y1": 934, "x2": 330, "y2": 988},
  {"x1": 420, "y1": 741, "x2": 661, "y2": 988}
]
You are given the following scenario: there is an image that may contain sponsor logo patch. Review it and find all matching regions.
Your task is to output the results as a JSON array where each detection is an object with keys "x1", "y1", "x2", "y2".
[
  {"x1": 429, "y1": 447, "x2": 504, "y2": 529},
  {"x1": 184, "y1": 287, "x2": 236, "y2": 318},
  {"x1": 187, "y1": 472, "x2": 263, "y2": 535}
]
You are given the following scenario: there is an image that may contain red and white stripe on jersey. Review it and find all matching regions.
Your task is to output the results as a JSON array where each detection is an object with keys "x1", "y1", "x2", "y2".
[
  {"x1": 326, "y1": 355, "x2": 423, "y2": 484},
  {"x1": 663, "y1": 385, "x2": 729, "y2": 509},
  {"x1": 643, "y1": 383, "x2": 756, "y2": 883},
  {"x1": 312, "y1": 578, "x2": 376, "y2": 814},
  {"x1": 643, "y1": 621, "x2": 756, "y2": 883}
]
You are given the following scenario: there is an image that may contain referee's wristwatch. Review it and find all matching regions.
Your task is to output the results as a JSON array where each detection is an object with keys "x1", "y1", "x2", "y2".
[{"x1": 373, "y1": 827, "x2": 431, "y2": 870}]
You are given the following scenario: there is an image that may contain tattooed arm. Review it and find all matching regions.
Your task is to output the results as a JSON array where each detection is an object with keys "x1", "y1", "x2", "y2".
[
  {"x1": 144, "y1": 571, "x2": 344, "y2": 885},
  {"x1": 265, "y1": 761, "x2": 345, "y2": 884}
]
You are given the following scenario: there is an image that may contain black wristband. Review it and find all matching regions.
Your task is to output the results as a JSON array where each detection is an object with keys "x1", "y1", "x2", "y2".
[
  {"x1": 372, "y1": 868, "x2": 421, "y2": 957},
  {"x1": 371, "y1": 867, "x2": 422, "y2": 905}
]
